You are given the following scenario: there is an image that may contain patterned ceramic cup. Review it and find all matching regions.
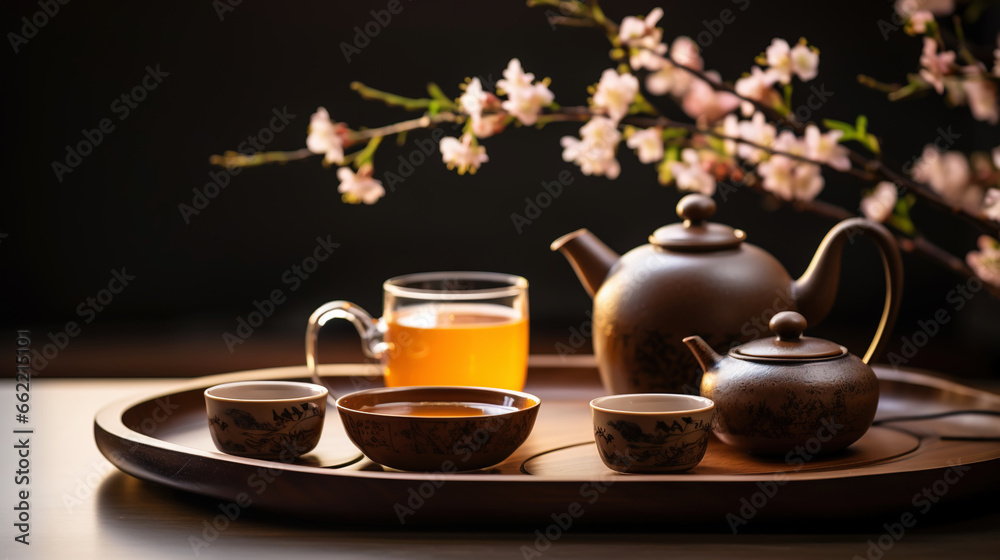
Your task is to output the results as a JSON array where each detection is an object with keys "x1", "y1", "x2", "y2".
[
  {"x1": 590, "y1": 394, "x2": 714, "y2": 473},
  {"x1": 205, "y1": 381, "x2": 328, "y2": 460}
]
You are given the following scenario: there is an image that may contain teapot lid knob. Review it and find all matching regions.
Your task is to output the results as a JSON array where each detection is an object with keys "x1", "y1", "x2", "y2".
[
  {"x1": 731, "y1": 310, "x2": 848, "y2": 361},
  {"x1": 771, "y1": 312, "x2": 807, "y2": 341},
  {"x1": 677, "y1": 194, "x2": 716, "y2": 224},
  {"x1": 650, "y1": 194, "x2": 746, "y2": 251}
]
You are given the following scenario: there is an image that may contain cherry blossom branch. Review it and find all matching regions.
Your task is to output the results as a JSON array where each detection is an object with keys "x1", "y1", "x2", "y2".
[{"x1": 569, "y1": 6, "x2": 1000, "y2": 239}]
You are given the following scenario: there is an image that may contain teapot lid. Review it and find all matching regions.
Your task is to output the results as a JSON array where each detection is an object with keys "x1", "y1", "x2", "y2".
[
  {"x1": 650, "y1": 194, "x2": 746, "y2": 251},
  {"x1": 731, "y1": 312, "x2": 847, "y2": 362}
]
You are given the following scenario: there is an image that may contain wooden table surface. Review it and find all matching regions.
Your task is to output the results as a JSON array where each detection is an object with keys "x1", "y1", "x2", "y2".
[{"x1": 4, "y1": 365, "x2": 1000, "y2": 560}]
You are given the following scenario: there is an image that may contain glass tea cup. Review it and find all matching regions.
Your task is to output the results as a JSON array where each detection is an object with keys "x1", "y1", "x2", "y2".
[{"x1": 306, "y1": 271, "x2": 529, "y2": 391}]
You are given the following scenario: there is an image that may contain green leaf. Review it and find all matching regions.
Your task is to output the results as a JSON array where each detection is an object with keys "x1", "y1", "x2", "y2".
[
  {"x1": 661, "y1": 127, "x2": 689, "y2": 140},
  {"x1": 822, "y1": 119, "x2": 854, "y2": 134},
  {"x1": 428, "y1": 100, "x2": 441, "y2": 116},
  {"x1": 855, "y1": 115, "x2": 868, "y2": 137},
  {"x1": 783, "y1": 84, "x2": 794, "y2": 111}
]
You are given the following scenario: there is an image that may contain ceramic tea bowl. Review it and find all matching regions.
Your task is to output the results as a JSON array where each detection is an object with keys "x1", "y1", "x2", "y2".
[
  {"x1": 204, "y1": 381, "x2": 328, "y2": 460},
  {"x1": 336, "y1": 386, "x2": 541, "y2": 471},
  {"x1": 590, "y1": 393, "x2": 714, "y2": 473}
]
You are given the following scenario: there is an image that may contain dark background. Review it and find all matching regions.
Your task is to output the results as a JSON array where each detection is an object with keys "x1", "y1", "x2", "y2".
[{"x1": 3, "y1": 0, "x2": 999, "y2": 378}]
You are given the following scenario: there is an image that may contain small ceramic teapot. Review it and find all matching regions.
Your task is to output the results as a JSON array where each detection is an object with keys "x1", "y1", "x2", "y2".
[
  {"x1": 552, "y1": 194, "x2": 902, "y2": 395},
  {"x1": 683, "y1": 311, "x2": 879, "y2": 455}
]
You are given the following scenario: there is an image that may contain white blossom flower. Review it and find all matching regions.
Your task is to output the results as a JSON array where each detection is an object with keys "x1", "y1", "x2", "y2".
[
  {"x1": 765, "y1": 39, "x2": 819, "y2": 84},
  {"x1": 460, "y1": 77, "x2": 489, "y2": 121},
  {"x1": 912, "y1": 146, "x2": 971, "y2": 204},
  {"x1": 306, "y1": 107, "x2": 345, "y2": 164},
  {"x1": 560, "y1": 117, "x2": 621, "y2": 179},
  {"x1": 619, "y1": 8, "x2": 667, "y2": 69},
  {"x1": 670, "y1": 149, "x2": 716, "y2": 195},
  {"x1": 909, "y1": 10, "x2": 934, "y2": 33},
  {"x1": 495, "y1": 59, "x2": 554, "y2": 126},
  {"x1": 861, "y1": 182, "x2": 899, "y2": 223},
  {"x1": 804, "y1": 124, "x2": 851, "y2": 171},
  {"x1": 681, "y1": 71, "x2": 739, "y2": 123},
  {"x1": 983, "y1": 188, "x2": 1000, "y2": 222},
  {"x1": 735, "y1": 66, "x2": 779, "y2": 116},
  {"x1": 919, "y1": 38, "x2": 955, "y2": 94},
  {"x1": 961, "y1": 72, "x2": 999, "y2": 124},
  {"x1": 737, "y1": 112, "x2": 776, "y2": 163},
  {"x1": 757, "y1": 156, "x2": 824, "y2": 201},
  {"x1": 440, "y1": 133, "x2": 489, "y2": 175},
  {"x1": 626, "y1": 127, "x2": 664, "y2": 164},
  {"x1": 764, "y1": 39, "x2": 794, "y2": 84},
  {"x1": 967, "y1": 235, "x2": 1000, "y2": 289},
  {"x1": 336, "y1": 164, "x2": 384, "y2": 205},
  {"x1": 644, "y1": 37, "x2": 702, "y2": 97},
  {"x1": 592, "y1": 69, "x2": 639, "y2": 123},
  {"x1": 773, "y1": 130, "x2": 806, "y2": 157},
  {"x1": 790, "y1": 43, "x2": 819, "y2": 82},
  {"x1": 497, "y1": 58, "x2": 534, "y2": 93},
  {"x1": 895, "y1": 0, "x2": 954, "y2": 17}
]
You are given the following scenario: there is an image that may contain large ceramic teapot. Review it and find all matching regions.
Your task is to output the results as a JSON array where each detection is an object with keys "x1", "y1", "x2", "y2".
[{"x1": 551, "y1": 194, "x2": 903, "y2": 395}]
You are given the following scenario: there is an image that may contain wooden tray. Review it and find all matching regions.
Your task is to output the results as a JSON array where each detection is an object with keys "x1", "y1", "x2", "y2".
[{"x1": 94, "y1": 358, "x2": 1000, "y2": 528}]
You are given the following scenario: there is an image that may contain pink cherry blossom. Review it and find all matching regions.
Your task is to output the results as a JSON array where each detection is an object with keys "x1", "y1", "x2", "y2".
[
  {"x1": 670, "y1": 149, "x2": 716, "y2": 195},
  {"x1": 912, "y1": 146, "x2": 971, "y2": 205},
  {"x1": 861, "y1": 182, "x2": 899, "y2": 223},
  {"x1": 983, "y1": 188, "x2": 1000, "y2": 222},
  {"x1": 757, "y1": 156, "x2": 824, "y2": 201},
  {"x1": 460, "y1": 78, "x2": 488, "y2": 121},
  {"x1": 789, "y1": 43, "x2": 819, "y2": 82},
  {"x1": 919, "y1": 38, "x2": 955, "y2": 94},
  {"x1": 496, "y1": 59, "x2": 554, "y2": 126},
  {"x1": 967, "y1": 235, "x2": 1000, "y2": 289},
  {"x1": 764, "y1": 39, "x2": 793, "y2": 84},
  {"x1": 440, "y1": 133, "x2": 489, "y2": 175},
  {"x1": 961, "y1": 72, "x2": 999, "y2": 124},
  {"x1": 626, "y1": 127, "x2": 664, "y2": 164},
  {"x1": 895, "y1": 0, "x2": 954, "y2": 17},
  {"x1": 735, "y1": 66, "x2": 780, "y2": 116},
  {"x1": 560, "y1": 117, "x2": 621, "y2": 179},
  {"x1": 804, "y1": 125, "x2": 851, "y2": 171},
  {"x1": 497, "y1": 58, "x2": 534, "y2": 93},
  {"x1": 644, "y1": 37, "x2": 702, "y2": 97},
  {"x1": 681, "y1": 71, "x2": 739, "y2": 123},
  {"x1": 737, "y1": 112, "x2": 776, "y2": 163},
  {"x1": 306, "y1": 107, "x2": 346, "y2": 164},
  {"x1": 721, "y1": 114, "x2": 740, "y2": 156},
  {"x1": 619, "y1": 8, "x2": 667, "y2": 70},
  {"x1": 909, "y1": 10, "x2": 934, "y2": 33},
  {"x1": 592, "y1": 69, "x2": 639, "y2": 123},
  {"x1": 336, "y1": 164, "x2": 384, "y2": 204}
]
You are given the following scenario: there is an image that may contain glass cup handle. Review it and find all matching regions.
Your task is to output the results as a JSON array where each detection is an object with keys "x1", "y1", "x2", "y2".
[{"x1": 305, "y1": 301, "x2": 388, "y2": 393}]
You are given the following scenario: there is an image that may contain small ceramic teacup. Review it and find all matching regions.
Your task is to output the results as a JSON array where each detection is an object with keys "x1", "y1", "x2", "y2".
[
  {"x1": 204, "y1": 381, "x2": 328, "y2": 460},
  {"x1": 590, "y1": 394, "x2": 714, "y2": 473}
]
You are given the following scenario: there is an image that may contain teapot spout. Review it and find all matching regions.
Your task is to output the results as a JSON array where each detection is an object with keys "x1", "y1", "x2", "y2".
[
  {"x1": 682, "y1": 336, "x2": 723, "y2": 373},
  {"x1": 551, "y1": 229, "x2": 619, "y2": 298}
]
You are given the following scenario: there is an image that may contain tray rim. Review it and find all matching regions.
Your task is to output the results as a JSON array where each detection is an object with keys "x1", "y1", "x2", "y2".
[{"x1": 94, "y1": 360, "x2": 1000, "y2": 484}]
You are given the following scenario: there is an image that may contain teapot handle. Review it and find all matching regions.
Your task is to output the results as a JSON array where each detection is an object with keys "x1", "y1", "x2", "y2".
[{"x1": 795, "y1": 218, "x2": 903, "y2": 364}]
